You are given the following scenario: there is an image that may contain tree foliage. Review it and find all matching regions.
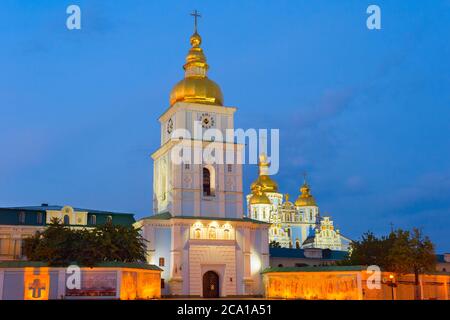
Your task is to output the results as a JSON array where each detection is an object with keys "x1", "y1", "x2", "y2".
[
  {"x1": 269, "y1": 241, "x2": 282, "y2": 248},
  {"x1": 23, "y1": 218, "x2": 147, "y2": 267},
  {"x1": 340, "y1": 227, "x2": 436, "y2": 299}
]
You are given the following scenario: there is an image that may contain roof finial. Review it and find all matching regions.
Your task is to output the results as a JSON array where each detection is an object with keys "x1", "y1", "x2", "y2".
[
  {"x1": 190, "y1": 9, "x2": 201, "y2": 33},
  {"x1": 303, "y1": 172, "x2": 308, "y2": 184}
]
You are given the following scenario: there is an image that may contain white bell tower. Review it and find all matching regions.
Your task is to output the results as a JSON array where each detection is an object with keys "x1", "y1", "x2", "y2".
[{"x1": 152, "y1": 25, "x2": 244, "y2": 219}]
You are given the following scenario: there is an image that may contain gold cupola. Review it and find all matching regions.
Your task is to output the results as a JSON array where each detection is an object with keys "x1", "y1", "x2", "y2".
[
  {"x1": 169, "y1": 14, "x2": 223, "y2": 107},
  {"x1": 294, "y1": 176, "x2": 317, "y2": 207},
  {"x1": 250, "y1": 153, "x2": 279, "y2": 193},
  {"x1": 249, "y1": 185, "x2": 271, "y2": 205}
]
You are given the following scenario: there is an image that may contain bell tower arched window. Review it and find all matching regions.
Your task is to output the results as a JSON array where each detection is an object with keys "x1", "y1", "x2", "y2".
[{"x1": 203, "y1": 167, "x2": 211, "y2": 196}]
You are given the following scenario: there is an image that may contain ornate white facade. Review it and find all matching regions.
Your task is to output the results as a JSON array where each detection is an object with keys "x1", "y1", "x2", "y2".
[{"x1": 246, "y1": 159, "x2": 351, "y2": 251}]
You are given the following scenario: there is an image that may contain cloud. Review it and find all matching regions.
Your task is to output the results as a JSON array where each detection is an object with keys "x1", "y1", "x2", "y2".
[
  {"x1": 291, "y1": 88, "x2": 355, "y2": 128},
  {"x1": 0, "y1": 128, "x2": 50, "y2": 177}
]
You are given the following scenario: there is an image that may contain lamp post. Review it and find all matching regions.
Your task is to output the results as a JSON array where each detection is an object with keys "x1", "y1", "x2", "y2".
[{"x1": 387, "y1": 274, "x2": 397, "y2": 300}]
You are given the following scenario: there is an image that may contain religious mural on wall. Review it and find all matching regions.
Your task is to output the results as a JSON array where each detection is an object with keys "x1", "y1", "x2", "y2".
[
  {"x1": 264, "y1": 273, "x2": 359, "y2": 300},
  {"x1": 65, "y1": 271, "x2": 117, "y2": 297}
]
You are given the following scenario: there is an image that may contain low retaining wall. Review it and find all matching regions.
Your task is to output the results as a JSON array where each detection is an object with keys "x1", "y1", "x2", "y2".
[
  {"x1": 0, "y1": 261, "x2": 162, "y2": 300},
  {"x1": 263, "y1": 266, "x2": 450, "y2": 300}
]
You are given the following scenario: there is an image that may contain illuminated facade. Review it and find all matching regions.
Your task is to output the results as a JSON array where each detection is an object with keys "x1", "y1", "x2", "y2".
[
  {"x1": 246, "y1": 162, "x2": 351, "y2": 251},
  {"x1": 263, "y1": 266, "x2": 450, "y2": 300},
  {"x1": 0, "y1": 204, "x2": 135, "y2": 261},
  {"x1": 0, "y1": 262, "x2": 161, "y2": 300},
  {"x1": 136, "y1": 23, "x2": 269, "y2": 297}
]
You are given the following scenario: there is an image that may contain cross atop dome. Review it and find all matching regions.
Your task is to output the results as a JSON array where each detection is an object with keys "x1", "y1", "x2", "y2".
[{"x1": 190, "y1": 9, "x2": 201, "y2": 33}]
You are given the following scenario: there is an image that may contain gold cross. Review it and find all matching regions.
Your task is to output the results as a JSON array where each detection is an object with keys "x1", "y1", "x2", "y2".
[{"x1": 190, "y1": 10, "x2": 201, "y2": 33}]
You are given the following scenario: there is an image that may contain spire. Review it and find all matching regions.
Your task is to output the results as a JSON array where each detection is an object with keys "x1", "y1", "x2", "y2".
[
  {"x1": 295, "y1": 173, "x2": 317, "y2": 207},
  {"x1": 184, "y1": 10, "x2": 208, "y2": 78},
  {"x1": 169, "y1": 11, "x2": 223, "y2": 106},
  {"x1": 258, "y1": 153, "x2": 270, "y2": 176}
]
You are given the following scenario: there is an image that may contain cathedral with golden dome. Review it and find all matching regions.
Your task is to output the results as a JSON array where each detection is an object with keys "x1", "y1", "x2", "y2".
[{"x1": 246, "y1": 154, "x2": 351, "y2": 251}]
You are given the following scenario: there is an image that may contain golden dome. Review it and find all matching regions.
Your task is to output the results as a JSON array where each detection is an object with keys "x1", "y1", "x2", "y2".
[
  {"x1": 170, "y1": 77, "x2": 223, "y2": 106},
  {"x1": 252, "y1": 175, "x2": 279, "y2": 193},
  {"x1": 250, "y1": 153, "x2": 278, "y2": 193},
  {"x1": 282, "y1": 194, "x2": 295, "y2": 208},
  {"x1": 295, "y1": 181, "x2": 317, "y2": 207},
  {"x1": 169, "y1": 31, "x2": 223, "y2": 106},
  {"x1": 249, "y1": 185, "x2": 271, "y2": 205}
]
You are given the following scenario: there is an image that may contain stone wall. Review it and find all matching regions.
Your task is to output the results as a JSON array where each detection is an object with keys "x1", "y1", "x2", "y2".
[{"x1": 263, "y1": 268, "x2": 450, "y2": 300}]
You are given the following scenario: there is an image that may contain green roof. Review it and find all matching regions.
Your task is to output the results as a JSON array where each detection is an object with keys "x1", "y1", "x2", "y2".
[
  {"x1": 0, "y1": 205, "x2": 135, "y2": 227},
  {"x1": 140, "y1": 211, "x2": 269, "y2": 224},
  {"x1": 0, "y1": 261, "x2": 162, "y2": 271}
]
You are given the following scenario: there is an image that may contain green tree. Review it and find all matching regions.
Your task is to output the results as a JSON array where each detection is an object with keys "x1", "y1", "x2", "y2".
[
  {"x1": 339, "y1": 231, "x2": 390, "y2": 266},
  {"x1": 340, "y1": 228, "x2": 436, "y2": 300},
  {"x1": 386, "y1": 228, "x2": 436, "y2": 300},
  {"x1": 269, "y1": 241, "x2": 281, "y2": 248},
  {"x1": 22, "y1": 218, "x2": 147, "y2": 267}
]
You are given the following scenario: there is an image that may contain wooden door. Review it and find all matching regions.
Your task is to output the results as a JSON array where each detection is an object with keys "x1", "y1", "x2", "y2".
[{"x1": 203, "y1": 271, "x2": 219, "y2": 298}]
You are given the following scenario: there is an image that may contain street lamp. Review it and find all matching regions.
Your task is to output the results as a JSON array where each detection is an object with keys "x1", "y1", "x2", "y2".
[{"x1": 387, "y1": 274, "x2": 397, "y2": 300}]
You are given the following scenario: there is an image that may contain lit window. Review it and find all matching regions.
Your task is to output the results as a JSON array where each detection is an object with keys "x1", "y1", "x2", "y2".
[
  {"x1": 106, "y1": 215, "x2": 112, "y2": 223},
  {"x1": 159, "y1": 257, "x2": 165, "y2": 267},
  {"x1": 209, "y1": 227, "x2": 216, "y2": 239},
  {"x1": 224, "y1": 229, "x2": 230, "y2": 240},
  {"x1": 194, "y1": 228, "x2": 201, "y2": 239}
]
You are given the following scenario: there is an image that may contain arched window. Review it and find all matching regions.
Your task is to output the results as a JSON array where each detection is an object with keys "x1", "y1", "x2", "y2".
[
  {"x1": 224, "y1": 229, "x2": 230, "y2": 240},
  {"x1": 209, "y1": 227, "x2": 216, "y2": 239},
  {"x1": 203, "y1": 167, "x2": 211, "y2": 196},
  {"x1": 159, "y1": 257, "x2": 165, "y2": 267},
  {"x1": 194, "y1": 228, "x2": 201, "y2": 239},
  {"x1": 296, "y1": 239, "x2": 300, "y2": 249},
  {"x1": 63, "y1": 215, "x2": 70, "y2": 225},
  {"x1": 106, "y1": 215, "x2": 112, "y2": 224}
]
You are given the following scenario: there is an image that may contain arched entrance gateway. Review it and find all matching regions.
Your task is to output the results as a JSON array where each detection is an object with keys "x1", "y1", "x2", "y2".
[{"x1": 202, "y1": 271, "x2": 219, "y2": 298}]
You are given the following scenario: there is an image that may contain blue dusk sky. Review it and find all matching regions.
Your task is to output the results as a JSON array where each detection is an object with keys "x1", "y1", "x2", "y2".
[{"x1": 0, "y1": 1, "x2": 449, "y2": 252}]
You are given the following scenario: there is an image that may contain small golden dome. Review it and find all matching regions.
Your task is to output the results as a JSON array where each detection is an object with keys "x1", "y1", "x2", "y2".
[
  {"x1": 295, "y1": 181, "x2": 317, "y2": 207},
  {"x1": 169, "y1": 31, "x2": 223, "y2": 107},
  {"x1": 249, "y1": 185, "x2": 271, "y2": 205},
  {"x1": 282, "y1": 194, "x2": 294, "y2": 208},
  {"x1": 250, "y1": 153, "x2": 278, "y2": 193}
]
